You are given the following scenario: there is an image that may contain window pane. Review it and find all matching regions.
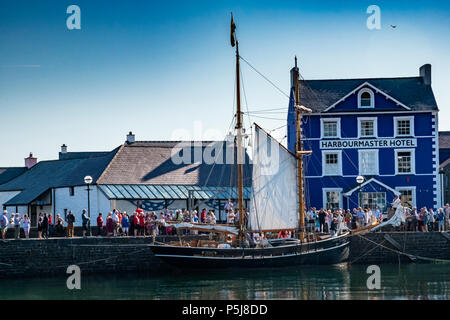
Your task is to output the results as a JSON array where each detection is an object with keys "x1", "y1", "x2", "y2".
[
  {"x1": 360, "y1": 92, "x2": 372, "y2": 107},
  {"x1": 398, "y1": 189, "x2": 413, "y2": 207},
  {"x1": 397, "y1": 151, "x2": 412, "y2": 173},
  {"x1": 359, "y1": 192, "x2": 386, "y2": 212},
  {"x1": 324, "y1": 153, "x2": 339, "y2": 175},
  {"x1": 397, "y1": 120, "x2": 411, "y2": 135},
  {"x1": 360, "y1": 120, "x2": 374, "y2": 136},
  {"x1": 326, "y1": 191, "x2": 340, "y2": 210},
  {"x1": 360, "y1": 151, "x2": 377, "y2": 175},
  {"x1": 323, "y1": 121, "x2": 337, "y2": 137}
]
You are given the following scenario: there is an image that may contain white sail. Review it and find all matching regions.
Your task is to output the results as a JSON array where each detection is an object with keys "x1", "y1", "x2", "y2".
[{"x1": 249, "y1": 125, "x2": 299, "y2": 231}]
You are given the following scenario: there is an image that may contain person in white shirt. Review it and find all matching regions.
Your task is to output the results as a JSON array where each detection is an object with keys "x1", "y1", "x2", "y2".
[
  {"x1": 224, "y1": 199, "x2": 234, "y2": 213},
  {"x1": 112, "y1": 210, "x2": 119, "y2": 236},
  {"x1": 21, "y1": 214, "x2": 31, "y2": 239},
  {"x1": 1, "y1": 210, "x2": 9, "y2": 239},
  {"x1": 227, "y1": 210, "x2": 236, "y2": 224}
]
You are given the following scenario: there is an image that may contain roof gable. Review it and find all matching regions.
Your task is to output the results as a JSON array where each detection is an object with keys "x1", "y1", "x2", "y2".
[
  {"x1": 299, "y1": 76, "x2": 438, "y2": 113},
  {"x1": 324, "y1": 82, "x2": 410, "y2": 112},
  {"x1": 344, "y1": 178, "x2": 401, "y2": 197},
  {"x1": 0, "y1": 148, "x2": 119, "y2": 205},
  {"x1": 97, "y1": 141, "x2": 252, "y2": 187}
]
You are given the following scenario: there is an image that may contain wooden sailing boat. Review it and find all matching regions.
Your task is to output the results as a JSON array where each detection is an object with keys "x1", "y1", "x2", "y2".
[{"x1": 149, "y1": 15, "x2": 350, "y2": 268}]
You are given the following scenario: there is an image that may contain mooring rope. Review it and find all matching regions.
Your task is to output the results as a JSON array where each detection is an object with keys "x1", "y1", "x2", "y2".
[{"x1": 356, "y1": 233, "x2": 450, "y2": 263}]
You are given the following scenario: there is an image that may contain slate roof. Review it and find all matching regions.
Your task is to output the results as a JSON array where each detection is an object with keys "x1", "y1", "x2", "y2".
[
  {"x1": 439, "y1": 131, "x2": 450, "y2": 149},
  {"x1": 0, "y1": 167, "x2": 27, "y2": 185},
  {"x1": 0, "y1": 148, "x2": 120, "y2": 205},
  {"x1": 299, "y1": 76, "x2": 438, "y2": 113},
  {"x1": 97, "y1": 141, "x2": 252, "y2": 187}
]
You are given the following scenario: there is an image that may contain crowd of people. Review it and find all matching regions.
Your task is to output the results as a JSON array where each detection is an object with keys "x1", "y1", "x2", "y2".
[
  {"x1": 0, "y1": 200, "x2": 242, "y2": 239},
  {"x1": 2, "y1": 199, "x2": 449, "y2": 240},
  {"x1": 305, "y1": 201, "x2": 450, "y2": 235}
]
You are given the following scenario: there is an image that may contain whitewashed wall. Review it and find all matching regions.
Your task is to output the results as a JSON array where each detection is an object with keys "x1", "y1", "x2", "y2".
[
  {"x1": 115, "y1": 200, "x2": 138, "y2": 214},
  {"x1": 4, "y1": 205, "x2": 28, "y2": 215},
  {"x1": 54, "y1": 186, "x2": 111, "y2": 226},
  {"x1": 0, "y1": 191, "x2": 20, "y2": 210}
]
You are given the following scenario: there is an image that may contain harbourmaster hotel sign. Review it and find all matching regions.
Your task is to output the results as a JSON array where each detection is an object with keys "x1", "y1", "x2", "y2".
[{"x1": 320, "y1": 138, "x2": 417, "y2": 149}]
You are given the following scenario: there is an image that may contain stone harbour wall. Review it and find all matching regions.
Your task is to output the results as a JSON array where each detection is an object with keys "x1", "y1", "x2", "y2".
[
  {"x1": 349, "y1": 231, "x2": 450, "y2": 264},
  {"x1": 0, "y1": 235, "x2": 207, "y2": 278},
  {"x1": 1, "y1": 232, "x2": 450, "y2": 278}
]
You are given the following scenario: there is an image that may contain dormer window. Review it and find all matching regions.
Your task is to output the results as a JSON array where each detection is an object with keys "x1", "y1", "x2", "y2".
[{"x1": 358, "y1": 88, "x2": 374, "y2": 108}]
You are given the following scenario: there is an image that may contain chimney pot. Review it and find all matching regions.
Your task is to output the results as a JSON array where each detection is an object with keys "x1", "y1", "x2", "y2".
[
  {"x1": 25, "y1": 153, "x2": 37, "y2": 169},
  {"x1": 420, "y1": 64, "x2": 432, "y2": 86},
  {"x1": 126, "y1": 131, "x2": 135, "y2": 144}
]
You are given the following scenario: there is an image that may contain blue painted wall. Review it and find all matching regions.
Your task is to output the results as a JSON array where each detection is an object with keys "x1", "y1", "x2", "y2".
[{"x1": 287, "y1": 88, "x2": 439, "y2": 212}]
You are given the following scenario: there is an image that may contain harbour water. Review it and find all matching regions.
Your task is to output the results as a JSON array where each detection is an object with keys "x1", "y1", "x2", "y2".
[{"x1": 0, "y1": 263, "x2": 449, "y2": 300}]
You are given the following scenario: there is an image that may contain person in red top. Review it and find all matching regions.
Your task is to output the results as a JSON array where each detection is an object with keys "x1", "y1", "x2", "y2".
[
  {"x1": 139, "y1": 212, "x2": 145, "y2": 236},
  {"x1": 200, "y1": 208, "x2": 206, "y2": 223},
  {"x1": 133, "y1": 212, "x2": 140, "y2": 236},
  {"x1": 97, "y1": 213, "x2": 104, "y2": 236}
]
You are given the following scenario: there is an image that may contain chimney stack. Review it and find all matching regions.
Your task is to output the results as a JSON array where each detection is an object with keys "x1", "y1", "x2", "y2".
[
  {"x1": 290, "y1": 58, "x2": 299, "y2": 90},
  {"x1": 126, "y1": 131, "x2": 135, "y2": 144},
  {"x1": 420, "y1": 64, "x2": 432, "y2": 86},
  {"x1": 61, "y1": 144, "x2": 68, "y2": 154},
  {"x1": 25, "y1": 153, "x2": 37, "y2": 169}
]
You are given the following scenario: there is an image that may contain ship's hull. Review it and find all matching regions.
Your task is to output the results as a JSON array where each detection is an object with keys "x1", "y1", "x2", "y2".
[{"x1": 150, "y1": 233, "x2": 350, "y2": 268}]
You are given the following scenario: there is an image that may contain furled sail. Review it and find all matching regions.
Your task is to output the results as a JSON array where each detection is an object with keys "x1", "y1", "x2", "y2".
[{"x1": 249, "y1": 125, "x2": 299, "y2": 231}]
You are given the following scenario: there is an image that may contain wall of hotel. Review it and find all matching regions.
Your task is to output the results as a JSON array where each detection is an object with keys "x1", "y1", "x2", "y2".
[{"x1": 291, "y1": 111, "x2": 439, "y2": 210}]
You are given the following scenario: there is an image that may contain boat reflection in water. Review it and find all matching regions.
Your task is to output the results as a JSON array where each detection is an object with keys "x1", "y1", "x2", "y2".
[{"x1": 2, "y1": 263, "x2": 449, "y2": 300}]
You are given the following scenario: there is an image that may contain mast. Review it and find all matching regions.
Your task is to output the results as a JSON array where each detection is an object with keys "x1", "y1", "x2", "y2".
[
  {"x1": 231, "y1": 14, "x2": 245, "y2": 243},
  {"x1": 294, "y1": 57, "x2": 306, "y2": 242},
  {"x1": 236, "y1": 42, "x2": 245, "y2": 243}
]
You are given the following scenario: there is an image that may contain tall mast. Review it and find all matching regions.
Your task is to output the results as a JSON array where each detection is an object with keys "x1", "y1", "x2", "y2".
[
  {"x1": 294, "y1": 57, "x2": 306, "y2": 242},
  {"x1": 236, "y1": 42, "x2": 245, "y2": 243},
  {"x1": 231, "y1": 14, "x2": 245, "y2": 243}
]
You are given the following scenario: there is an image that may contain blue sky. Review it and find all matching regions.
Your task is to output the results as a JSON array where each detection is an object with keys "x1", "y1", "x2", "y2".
[{"x1": 0, "y1": 0, "x2": 449, "y2": 166}]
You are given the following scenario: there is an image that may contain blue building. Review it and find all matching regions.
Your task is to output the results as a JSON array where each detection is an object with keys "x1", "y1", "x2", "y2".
[{"x1": 287, "y1": 64, "x2": 440, "y2": 212}]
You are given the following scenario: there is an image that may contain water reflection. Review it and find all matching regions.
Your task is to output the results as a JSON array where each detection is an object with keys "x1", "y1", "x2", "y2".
[{"x1": 0, "y1": 263, "x2": 449, "y2": 300}]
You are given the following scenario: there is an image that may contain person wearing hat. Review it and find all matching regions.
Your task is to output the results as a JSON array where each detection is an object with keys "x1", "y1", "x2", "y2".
[{"x1": 1, "y1": 210, "x2": 8, "y2": 239}]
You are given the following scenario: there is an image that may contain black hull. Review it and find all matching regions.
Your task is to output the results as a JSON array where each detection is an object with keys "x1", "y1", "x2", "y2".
[{"x1": 150, "y1": 234, "x2": 350, "y2": 269}]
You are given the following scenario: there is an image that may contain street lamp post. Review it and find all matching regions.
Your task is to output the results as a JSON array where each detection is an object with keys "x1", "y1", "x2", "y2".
[
  {"x1": 356, "y1": 175, "x2": 365, "y2": 208},
  {"x1": 84, "y1": 175, "x2": 93, "y2": 236}
]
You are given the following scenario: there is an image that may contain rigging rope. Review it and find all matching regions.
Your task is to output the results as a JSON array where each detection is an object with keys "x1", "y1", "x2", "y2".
[{"x1": 239, "y1": 55, "x2": 290, "y2": 99}]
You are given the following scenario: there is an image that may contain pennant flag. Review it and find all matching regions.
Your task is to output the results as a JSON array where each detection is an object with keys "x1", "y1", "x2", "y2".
[{"x1": 230, "y1": 13, "x2": 236, "y2": 47}]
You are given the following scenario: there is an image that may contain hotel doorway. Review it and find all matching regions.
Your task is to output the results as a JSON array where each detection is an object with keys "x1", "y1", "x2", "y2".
[{"x1": 359, "y1": 192, "x2": 386, "y2": 213}]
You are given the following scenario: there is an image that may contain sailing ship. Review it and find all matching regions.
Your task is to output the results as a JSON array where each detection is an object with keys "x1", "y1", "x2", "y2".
[{"x1": 148, "y1": 15, "x2": 351, "y2": 268}]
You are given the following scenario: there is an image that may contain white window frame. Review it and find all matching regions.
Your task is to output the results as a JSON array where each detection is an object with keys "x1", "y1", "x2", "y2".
[
  {"x1": 394, "y1": 148, "x2": 416, "y2": 175},
  {"x1": 322, "y1": 150, "x2": 343, "y2": 176},
  {"x1": 358, "y1": 149, "x2": 379, "y2": 175},
  {"x1": 357, "y1": 88, "x2": 375, "y2": 109},
  {"x1": 395, "y1": 186, "x2": 416, "y2": 208},
  {"x1": 394, "y1": 116, "x2": 414, "y2": 137},
  {"x1": 322, "y1": 188, "x2": 343, "y2": 210},
  {"x1": 357, "y1": 117, "x2": 378, "y2": 138},
  {"x1": 320, "y1": 118, "x2": 341, "y2": 139}
]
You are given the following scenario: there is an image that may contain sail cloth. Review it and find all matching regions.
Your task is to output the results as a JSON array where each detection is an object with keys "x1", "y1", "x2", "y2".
[{"x1": 249, "y1": 125, "x2": 299, "y2": 231}]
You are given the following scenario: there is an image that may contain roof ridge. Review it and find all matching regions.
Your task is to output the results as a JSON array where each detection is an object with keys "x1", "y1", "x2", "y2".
[{"x1": 301, "y1": 76, "x2": 421, "y2": 82}]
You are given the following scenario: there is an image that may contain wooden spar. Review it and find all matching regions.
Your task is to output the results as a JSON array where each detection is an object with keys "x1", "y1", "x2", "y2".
[
  {"x1": 235, "y1": 41, "x2": 245, "y2": 243},
  {"x1": 294, "y1": 57, "x2": 306, "y2": 242}
]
